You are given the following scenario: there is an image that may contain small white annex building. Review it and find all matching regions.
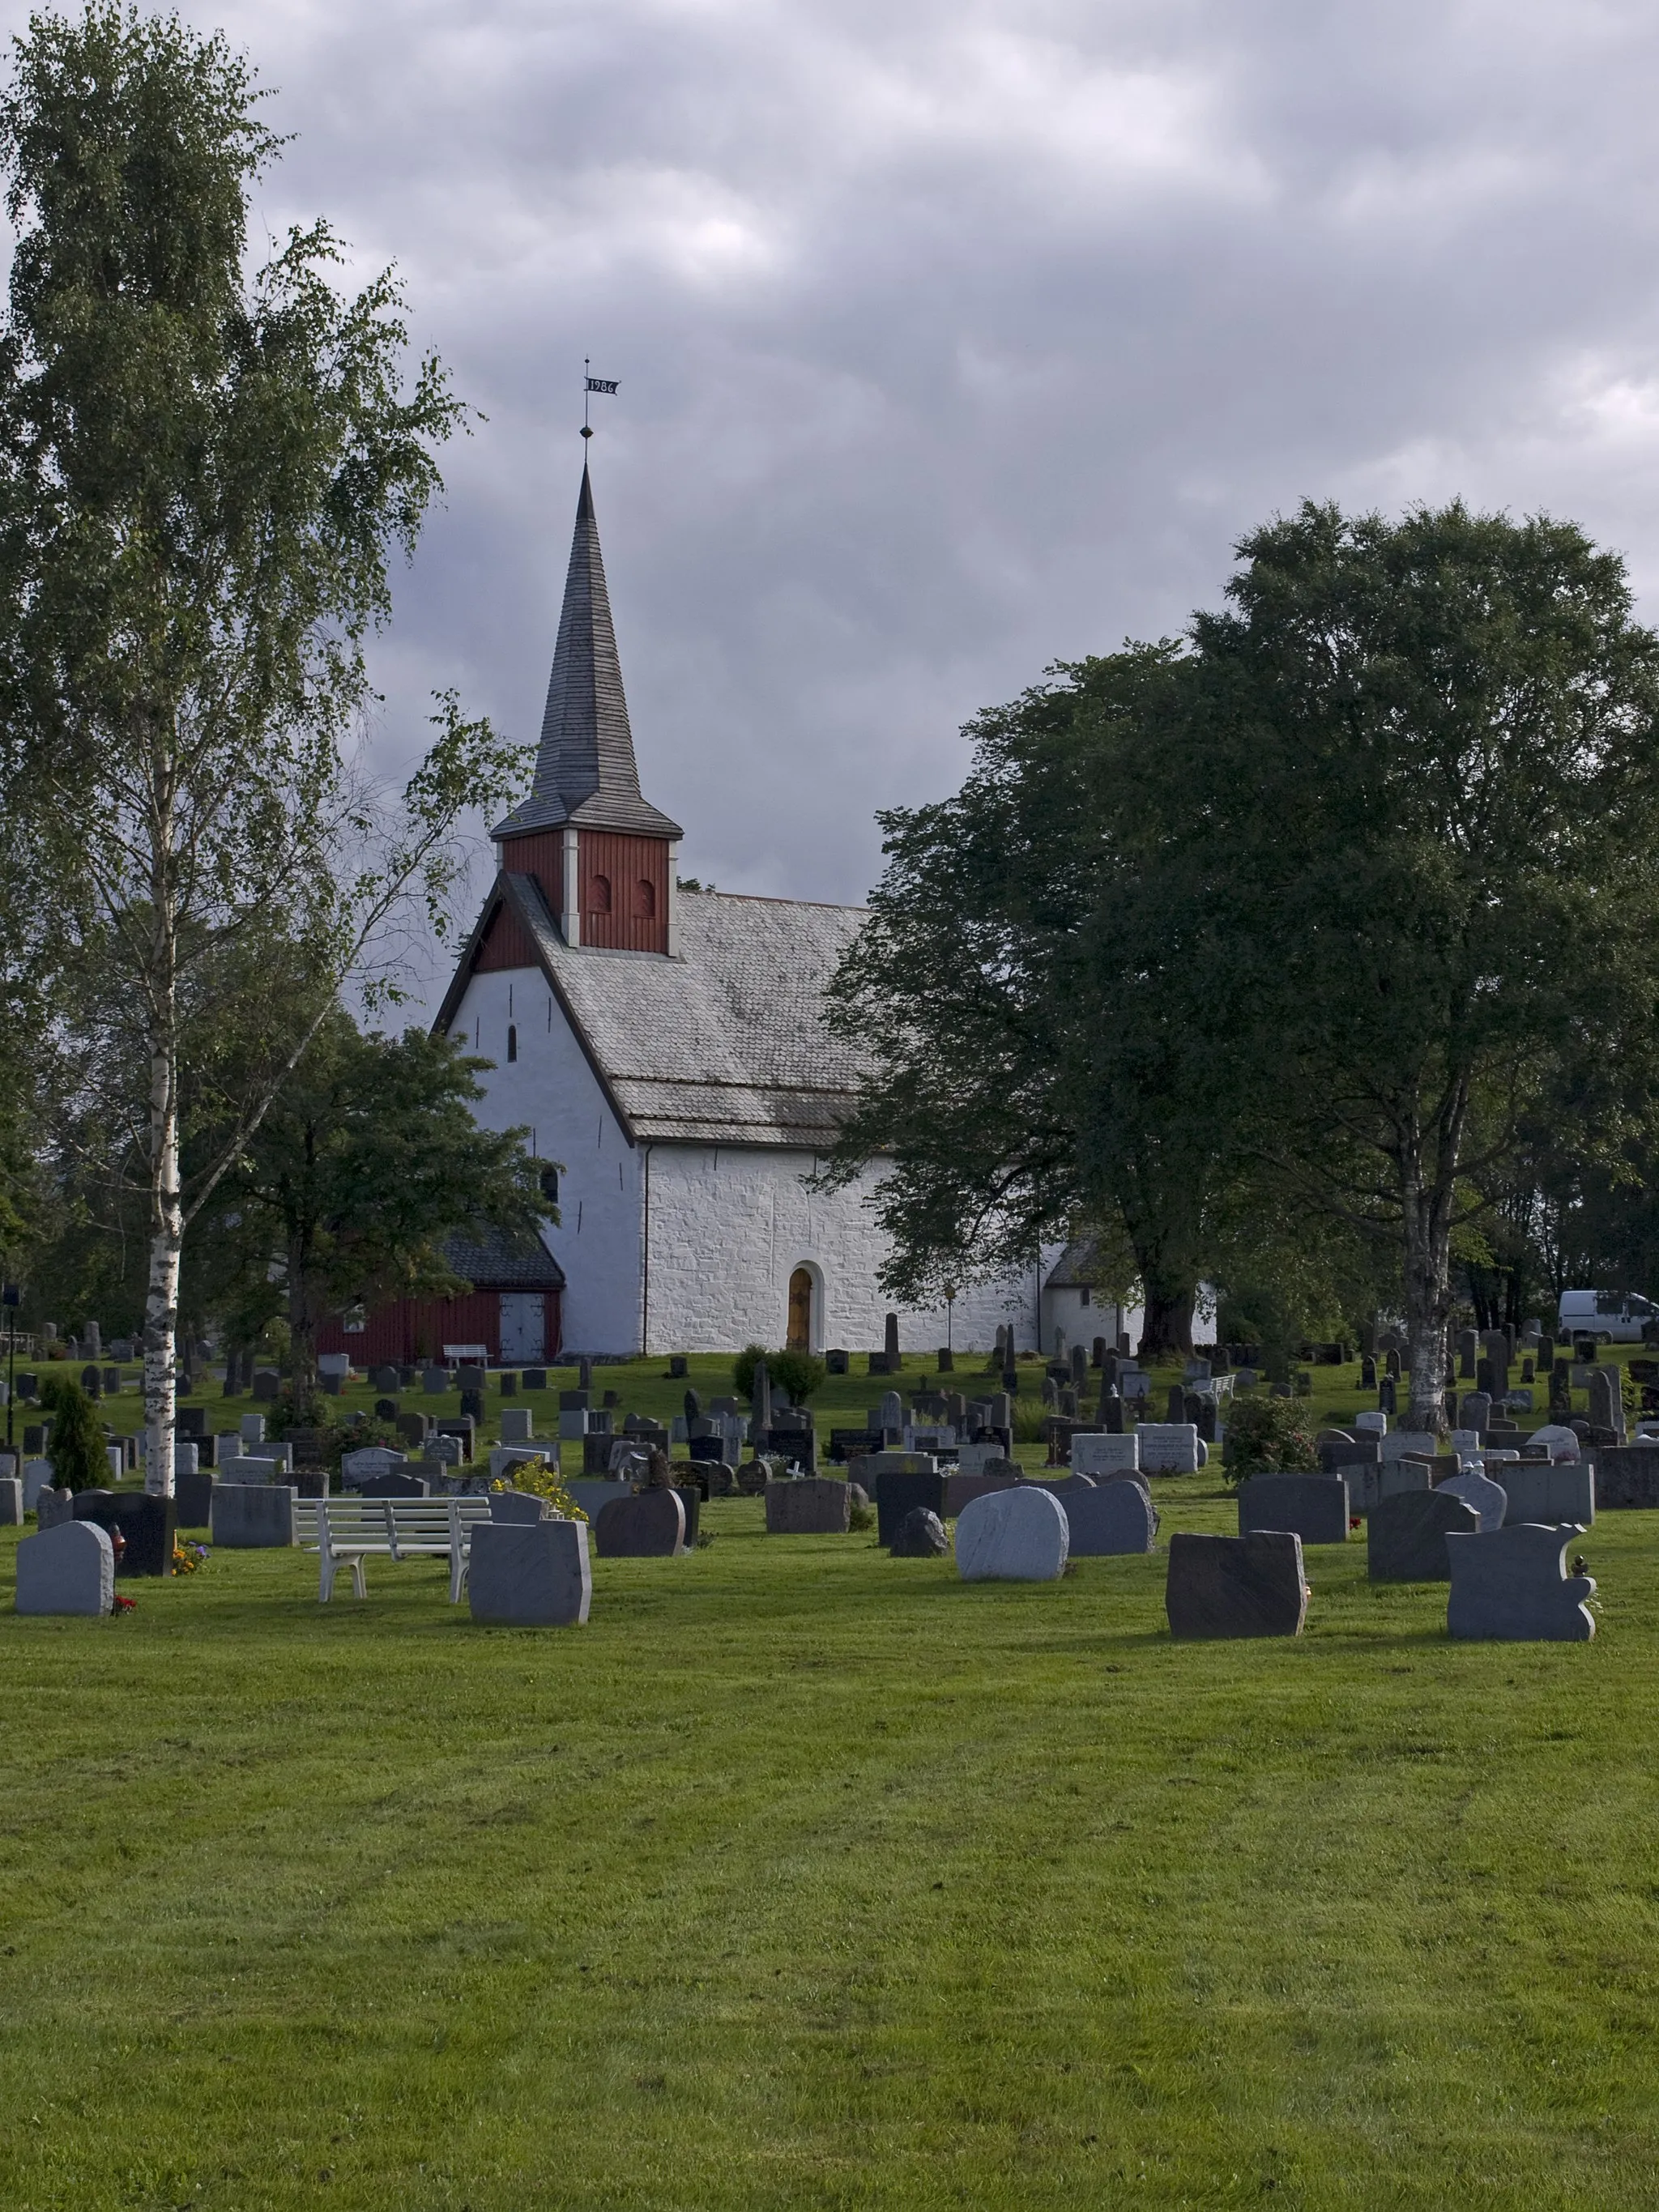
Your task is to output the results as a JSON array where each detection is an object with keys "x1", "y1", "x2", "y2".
[{"x1": 437, "y1": 465, "x2": 1040, "y2": 1358}]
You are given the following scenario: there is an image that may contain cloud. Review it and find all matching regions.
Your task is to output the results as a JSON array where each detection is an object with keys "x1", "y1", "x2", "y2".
[{"x1": 8, "y1": 0, "x2": 1659, "y2": 1000}]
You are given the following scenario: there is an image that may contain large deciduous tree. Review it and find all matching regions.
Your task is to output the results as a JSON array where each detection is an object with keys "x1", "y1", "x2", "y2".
[
  {"x1": 0, "y1": 8, "x2": 522, "y2": 1490},
  {"x1": 1170, "y1": 501, "x2": 1659, "y2": 1429}
]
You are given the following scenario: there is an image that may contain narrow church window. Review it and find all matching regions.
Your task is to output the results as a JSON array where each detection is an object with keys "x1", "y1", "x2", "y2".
[
  {"x1": 591, "y1": 873, "x2": 612, "y2": 914},
  {"x1": 635, "y1": 877, "x2": 656, "y2": 918},
  {"x1": 507, "y1": 1025, "x2": 518, "y2": 1062}
]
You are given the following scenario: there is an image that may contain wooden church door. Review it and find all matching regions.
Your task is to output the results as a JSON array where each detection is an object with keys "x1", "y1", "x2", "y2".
[{"x1": 787, "y1": 1268, "x2": 813, "y2": 1352}]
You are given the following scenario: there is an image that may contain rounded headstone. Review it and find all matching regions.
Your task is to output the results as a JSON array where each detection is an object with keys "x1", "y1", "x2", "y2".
[
  {"x1": 890, "y1": 1507, "x2": 948, "y2": 1557},
  {"x1": 955, "y1": 1485, "x2": 1068, "y2": 1582}
]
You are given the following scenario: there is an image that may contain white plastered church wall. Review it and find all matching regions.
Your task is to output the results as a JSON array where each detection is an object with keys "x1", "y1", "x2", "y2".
[{"x1": 447, "y1": 966, "x2": 642, "y2": 1355}]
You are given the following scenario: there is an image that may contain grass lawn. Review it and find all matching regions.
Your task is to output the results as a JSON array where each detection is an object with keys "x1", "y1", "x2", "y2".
[{"x1": 3, "y1": 1455, "x2": 1657, "y2": 2209}]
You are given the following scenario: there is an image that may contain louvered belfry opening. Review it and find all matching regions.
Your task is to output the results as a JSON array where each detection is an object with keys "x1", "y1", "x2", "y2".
[{"x1": 491, "y1": 462, "x2": 683, "y2": 954}]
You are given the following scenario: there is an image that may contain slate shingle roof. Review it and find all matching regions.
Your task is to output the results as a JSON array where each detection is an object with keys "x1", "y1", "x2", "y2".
[
  {"x1": 441, "y1": 1224, "x2": 565, "y2": 1289},
  {"x1": 493, "y1": 464, "x2": 682, "y2": 842},
  {"x1": 446, "y1": 872, "x2": 870, "y2": 1151}
]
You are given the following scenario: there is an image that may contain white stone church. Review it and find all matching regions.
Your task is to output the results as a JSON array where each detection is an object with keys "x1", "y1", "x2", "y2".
[{"x1": 435, "y1": 464, "x2": 1044, "y2": 1358}]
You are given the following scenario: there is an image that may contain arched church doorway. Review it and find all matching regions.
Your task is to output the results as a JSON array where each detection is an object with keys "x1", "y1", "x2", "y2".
[{"x1": 787, "y1": 1267, "x2": 814, "y2": 1351}]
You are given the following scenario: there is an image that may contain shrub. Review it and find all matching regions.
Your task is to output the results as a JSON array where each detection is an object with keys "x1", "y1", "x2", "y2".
[
  {"x1": 848, "y1": 1502, "x2": 875, "y2": 1532},
  {"x1": 36, "y1": 1375, "x2": 108, "y2": 1491},
  {"x1": 731, "y1": 1346, "x2": 826, "y2": 1404},
  {"x1": 1220, "y1": 1393, "x2": 1318, "y2": 1485},
  {"x1": 490, "y1": 1455, "x2": 587, "y2": 1522}
]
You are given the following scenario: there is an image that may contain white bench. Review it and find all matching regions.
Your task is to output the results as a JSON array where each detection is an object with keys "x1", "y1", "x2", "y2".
[{"x1": 294, "y1": 1496, "x2": 494, "y2": 1604}]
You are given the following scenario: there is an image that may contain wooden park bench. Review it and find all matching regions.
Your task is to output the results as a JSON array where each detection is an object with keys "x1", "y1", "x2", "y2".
[{"x1": 293, "y1": 1495, "x2": 494, "y2": 1604}]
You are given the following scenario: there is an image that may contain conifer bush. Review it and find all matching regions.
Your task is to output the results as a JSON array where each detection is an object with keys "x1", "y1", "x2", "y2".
[{"x1": 36, "y1": 1375, "x2": 108, "y2": 1492}]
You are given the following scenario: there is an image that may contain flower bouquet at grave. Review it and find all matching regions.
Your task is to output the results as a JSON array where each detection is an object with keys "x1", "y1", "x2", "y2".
[
  {"x1": 1218, "y1": 1394, "x2": 1318, "y2": 1485},
  {"x1": 172, "y1": 1539, "x2": 210, "y2": 1576},
  {"x1": 489, "y1": 1455, "x2": 588, "y2": 1522}
]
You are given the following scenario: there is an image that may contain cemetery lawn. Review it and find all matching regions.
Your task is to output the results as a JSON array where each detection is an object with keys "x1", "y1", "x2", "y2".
[{"x1": 3, "y1": 1483, "x2": 1658, "y2": 2210}]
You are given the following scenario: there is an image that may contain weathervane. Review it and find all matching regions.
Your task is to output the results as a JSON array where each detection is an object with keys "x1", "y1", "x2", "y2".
[{"x1": 582, "y1": 358, "x2": 619, "y2": 440}]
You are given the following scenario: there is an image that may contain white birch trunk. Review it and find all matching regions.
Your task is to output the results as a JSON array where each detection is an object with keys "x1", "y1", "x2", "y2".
[
  {"x1": 1403, "y1": 1153, "x2": 1455, "y2": 1438},
  {"x1": 142, "y1": 793, "x2": 181, "y2": 1500}
]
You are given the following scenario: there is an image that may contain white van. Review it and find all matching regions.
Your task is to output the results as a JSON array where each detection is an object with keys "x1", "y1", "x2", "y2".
[{"x1": 1558, "y1": 1289, "x2": 1658, "y2": 1343}]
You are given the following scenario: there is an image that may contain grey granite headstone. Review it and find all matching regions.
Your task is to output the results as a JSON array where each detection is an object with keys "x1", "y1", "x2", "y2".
[
  {"x1": 500, "y1": 1408, "x2": 535, "y2": 1445},
  {"x1": 1070, "y1": 1431, "x2": 1141, "y2": 1478},
  {"x1": 15, "y1": 1519, "x2": 113, "y2": 1614},
  {"x1": 210, "y1": 1483, "x2": 296, "y2": 1548},
  {"x1": 468, "y1": 1517, "x2": 591, "y2": 1626},
  {"x1": 765, "y1": 1477, "x2": 850, "y2": 1535},
  {"x1": 1236, "y1": 1473, "x2": 1349, "y2": 1545},
  {"x1": 955, "y1": 1485, "x2": 1068, "y2": 1581},
  {"x1": 1136, "y1": 1423, "x2": 1201, "y2": 1473},
  {"x1": 1589, "y1": 1366, "x2": 1625, "y2": 1440},
  {"x1": 563, "y1": 1477, "x2": 633, "y2": 1524},
  {"x1": 890, "y1": 1507, "x2": 949, "y2": 1556},
  {"x1": 595, "y1": 1487, "x2": 686, "y2": 1558},
  {"x1": 342, "y1": 1447, "x2": 406, "y2": 1487},
  {"x1": 22, "y1": 1459, "x2": 54, "y2": 1511},
  {"x1": 35, "y1": 1486, "x2": 74, "y2": 1529},
  {"x1": 1165, "y1": 1530, "x2": 1307, "y2": 1639},
  {"x1": 1494, "y1": 1462, "x2": 1595, "y2": 1528},
  {"x1": 1439, "y1": 1466, "x2": 1508, "y2": 1533},
  {"x1": 1458, "y1": 1391, "x2": 1491, "y2": 1435},
  {"x1": 424, "y1": 1365, "x2": 449, "y2": 1394},
  {"x1": 488, "y1": 1489, "x2": 549, "y2": 1524},
  {"x1": 1062, "y1": 1478, "x2": 1157, "y2": 1556},
  {"x1": 1367, "y1": 1488, "x2": 1481, "y2": 1582},
  {"x1": 1588, "y1": 1445, "x2": 1659, "y2": 1508},
  {"x1": 1446, "y1": 1522, "x2": 1595, "y2": 1641},
  {"x1": 239, "y1": 1413, "x2": 267, "y2": 1445}
]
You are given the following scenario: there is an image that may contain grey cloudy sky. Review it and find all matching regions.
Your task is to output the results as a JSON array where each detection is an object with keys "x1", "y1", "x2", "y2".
[{"x1": 23, "y1": 0, "x2": 1659, "y2": 986}]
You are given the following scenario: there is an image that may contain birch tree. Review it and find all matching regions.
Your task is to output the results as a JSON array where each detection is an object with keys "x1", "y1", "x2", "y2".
[{"x1": 0, "y1": 7, "x2": 521, "y2": 1491}]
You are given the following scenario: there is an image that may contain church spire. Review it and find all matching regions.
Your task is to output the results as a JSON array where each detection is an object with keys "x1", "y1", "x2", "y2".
[{"x1": 493, "y1": 462, "x2": 682, "y2": 841}]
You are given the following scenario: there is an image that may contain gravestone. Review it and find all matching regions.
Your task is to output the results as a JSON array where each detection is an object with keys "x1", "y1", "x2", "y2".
[
  {"x1": 423, "y1": 1365, "x2": 449, "y2": 1394},
  {"x1": 1495, "y1": 1462, "x2": 1595, "y2": 1527},
  {"x1": 1447, "y1": 1523, "x2": 1595, "y2": 1641},
  {"x1": 1378, "y1": 1378, "x2": 1397, "y2": 1415},
  {"x1": 74, "y1": 1490, "x2": 175, "y2": 1575},
  {"x1": 1529, "y1": 1424, "x2": 1580, "y2": 1462},
  {"x1": 457, "y1": 1364, "x2": 487, "y2": 1396},
  {"x1": 1354, "y1": 1413, "x2": 1388, "y2": 1438},
  {"x1": 373, "y1": 1366, "x2": 400, "y2": 1394},
  {"x1": 498, "y1": 1373, "x2": 518, "y2": 1397},
  {"x1": 395, "y1": 1413, "x2": 433, "y2": 1450},
  {"x1": 1071, "y1": 1431, "x2": 1141, "y2": 1478},
  {"x1": 500, "y1": 1408, "x2": 535, "y2": 1445},
  {"x1": 891, "y1": 1507, "x2": 949, "y2": 1557},
  {"x1": 1588, "y1": 1444, "x2": 1659, "y2": 1508},
  {"x1": 36, "y1": 1486, "x2": 74, "y2": 1528},
  {"x1": 251, "y1": 1369, "x2": 279, "y2": 1402},
  {"x1": 489, "y1": 1490, "x2": 548, "y2": 1524},
  {"x1": 341, "y1": 1447, "x2": 406, "y2": 1487},
  {"x1": 360, "y1": 1471, "x2": 432, "y2": 1498},
  {"x1": 1236, "y1": 1474, "x2": 1349, "y2": 1545},
  {"x1": 1367, "y1": 1487, "x2": 1481, "y2": 1581},
  {"x1": 595, "y1": 1488, "x2": 687, "y2": 1558},
  {"x1": 1589, "y1": 1367, "x2": 1624, "y2": 1441},
  {"x1": 1385, "y1": 1348, "x2": 1401, "y2": 1381},
  {"x1": 1457, "y1": 1329, "x2": 1478, "y2": 1379},
  {"x1": 1380, "y1": 1430, "x2": 1438, "y2": 1464},
  {"x1": 21, "y1": 1458, "x2": 53, "y2": 1511},
  {"x1": 874, "y1": 1466, "x2": 945, "y2": 1546},
  {"x1": 826, "y1": 1349, "x2": 849, "y2": 1375},
  {"x1": 522, "y1": 1370, "x2": 548, "y2": 1393},
  {"x1": 1136, "y1": 1424, "x2": 1201, "y2": 1474},
  {"x1": 0, "y1": 1477, "x2": 19, "y2": 1525},
  {"x1": 955, "y1": 1485, "x2": 1068, "y2": 1582},
  {"x1": 1165, "y1": 1530, "x2": 1307, "y2": 1639},
  {"x1": 1360, "y1": 1355, "x2": 1378, "y2": 1390},
  {"x1": 885, "y1": 1312, "x2": 901, "y2": 1370},
  {"x1": 239, "y1": 1413, "x2": 267, "y2": 1446},
  {"x1": 174, "y1": 1467, "x2": 215, "y2": 1528},
  {"x1": 1062, "y1": 1479, "x2": 1157, "y2": 1556},
  {"x1": 15, "y1": 1519, "x2": 113, "y2": 1615},
  {"x1": 1476, "y1": 1357, "x2": 1495, "y2": 1396},
  {"x1": 211, "y1": 1484, "x2": 296, "y2": 1548},
  {"x1": 468, "y1": 1518, "x2": 591, "y2": 1626},
  {"x1": 942, "y1": 1469, "x2": 1020, "y2": 1515},
  {"x1": 1439, "y1": 1466, "x2": 1508, "y2": 1533},
  {"x1": 765, "y1": 1478, "x2": 850, "y2": 1535}
]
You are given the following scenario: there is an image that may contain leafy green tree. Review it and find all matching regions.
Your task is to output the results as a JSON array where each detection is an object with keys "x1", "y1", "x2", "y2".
[
  {"x1": 194, "y1": 1011, "x2": 552, "y2": 1389},
  {"x1": 0, "y1": 9, "x2": 524, "y2": 1490},
  {"x1": 1173, "y1": 501, "x2": 1659, "y2": 1430}
]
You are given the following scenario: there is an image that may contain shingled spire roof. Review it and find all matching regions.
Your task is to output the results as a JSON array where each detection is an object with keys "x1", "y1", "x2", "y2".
[{"x1": 493, "y1": 463, "x2": 683, "y2": 841}]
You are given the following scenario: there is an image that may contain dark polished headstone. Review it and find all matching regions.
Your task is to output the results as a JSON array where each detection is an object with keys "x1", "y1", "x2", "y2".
[
  {"x1": 595, "y1": 1487, "x2": 686, "y2": 1558},
  {"x1": 1236, "y1": 1473, "x2": 1349, "y2": 1545},
  {"x1": 360, "y1": 1471, "x2": 432, "y2": 1497},
  {"x1": 874, "y1": 1468, "x2": 945, "y2": 1547},
  {"x1": 1367, "y1": 1487, "x2": 1480, "y2": 1581},
  {"x1": 1166, "y1": 1531, "x2": 1306, "y2": 1639},
  {"x1": 72, "y1": 1489, "x2": 176, "y2": 1575},
  {"x1": 174, "y1": 1467, "x2": 215, "y2": 1528}
]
